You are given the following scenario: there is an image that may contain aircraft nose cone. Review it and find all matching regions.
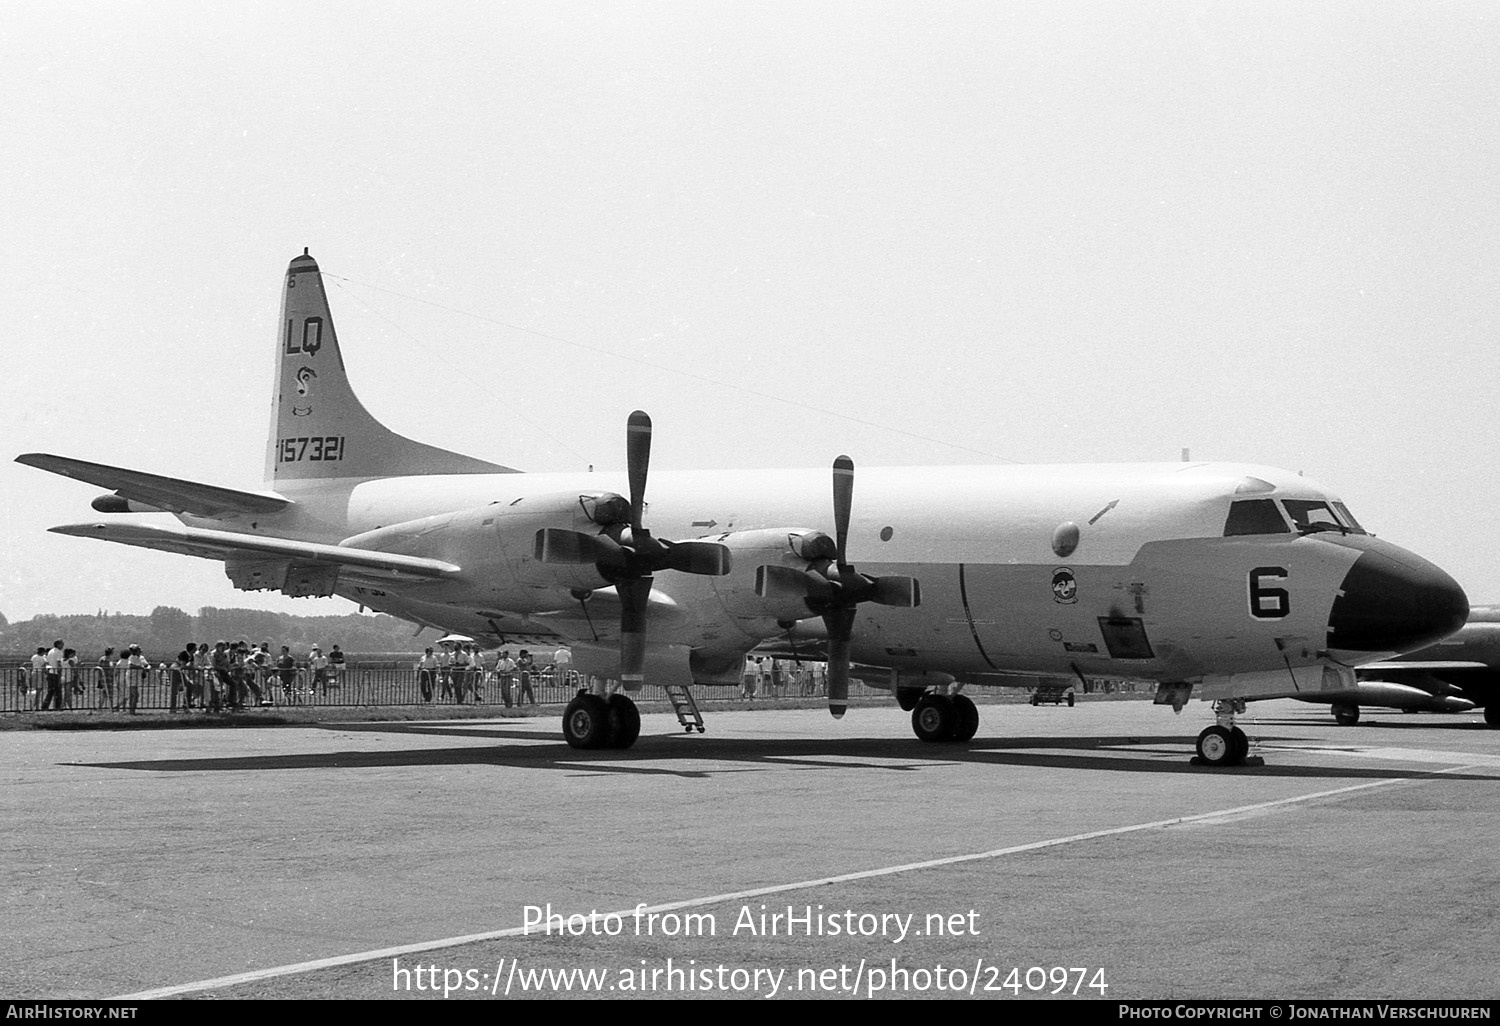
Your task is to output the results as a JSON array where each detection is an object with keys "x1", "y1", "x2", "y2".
[{"x1": 1327, "y1": 541, "x2": 1468, "y2": 657}]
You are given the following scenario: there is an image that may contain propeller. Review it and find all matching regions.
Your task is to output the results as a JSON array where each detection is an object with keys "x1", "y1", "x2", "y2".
[
  {"x1": 535, "y1": 411, "x2": 731, "y2": 686},
  {"x1": 756, "y1": 456, "x2": 920, "y2": 718}
]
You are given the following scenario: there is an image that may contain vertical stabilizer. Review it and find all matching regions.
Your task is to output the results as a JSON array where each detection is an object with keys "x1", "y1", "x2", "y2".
[{"x1": 265, "y1": 251, "x2": 515, "y2": 485}]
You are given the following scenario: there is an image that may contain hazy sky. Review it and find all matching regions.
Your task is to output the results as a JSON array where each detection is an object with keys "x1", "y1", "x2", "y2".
[{"x1": 3, "y1": 1, "x2": 1498, "y2": 621}]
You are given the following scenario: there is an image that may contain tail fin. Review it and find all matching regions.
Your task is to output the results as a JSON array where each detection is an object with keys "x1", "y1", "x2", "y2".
[{"x1": 265, "y1": 250, "x2": 516, "y2": 485}]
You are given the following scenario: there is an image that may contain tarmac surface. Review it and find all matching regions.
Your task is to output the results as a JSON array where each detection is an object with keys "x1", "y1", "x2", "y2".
[{"x1": 3, "y1": 697, "x2": 1498, "y2": 1001}]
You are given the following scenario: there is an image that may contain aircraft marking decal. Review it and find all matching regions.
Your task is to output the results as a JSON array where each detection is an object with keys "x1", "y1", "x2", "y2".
[
  {"x1": 277, "y1": 436, "x2": 345, "y2": 463},
  {"x1": 1248, "y1": 567, "x2": 1291, "y2": 620},
  {"x1": 1088, "y1": 499, "x2": 1119, "y2": 525}
]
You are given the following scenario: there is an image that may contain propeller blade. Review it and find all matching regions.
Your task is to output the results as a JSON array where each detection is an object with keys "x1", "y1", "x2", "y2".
[
  {"x1": 534, "y1": 528, "x2": 626, "y2": 568},
  {"x1": 617, "y1": 575, "x2": 653, "y2": 685},
  {"x1": 627, "y1": 410, "x2": 652, "y2": 533},
  {"x1": 871, "y1": 575, "x2": 921, "y2": 608},
  {"x1": 823, "y1": 606, "x2": 856, "y2": 719},
  {"x1": 660, "y1": 539, "x2": 733, "y2": 576},
  {"x1": 832, "y1": 455, "x2": 853, "y2": 567}
]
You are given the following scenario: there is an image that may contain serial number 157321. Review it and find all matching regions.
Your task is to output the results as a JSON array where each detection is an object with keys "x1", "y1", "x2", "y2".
[{"x1": 278, "y1": 435, "x2": 345, "y2": 463}]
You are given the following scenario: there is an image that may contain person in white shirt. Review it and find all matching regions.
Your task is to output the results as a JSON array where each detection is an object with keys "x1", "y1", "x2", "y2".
[
  {"x1": 122, "y1": 645, "x2": 149, "y2": 714},
  {"x1": 494, "y1": 650, "x2": 516, "y2": 709},
  {"x1": 29, "y1": 648, "x2": 47, "y2": 710},
  {"x1": 307, "y1": 646, "x2": 329, "y2": 700},
  {"x1": 452, "y1": 643, "x2": 474, "y2": 704},
  {"x1": 41, "y1": 641, "x2": 65, "y2": 711},
  {"x1": 415, "y1": 648, "x2": 439, "y2": 702}
]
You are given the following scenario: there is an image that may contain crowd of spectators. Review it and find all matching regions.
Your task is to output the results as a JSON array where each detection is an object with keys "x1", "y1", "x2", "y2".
[
  {"x1": 413, "y1": 643, "x2": 567, "y2": 706},
  {"x1": 13, "y1": 638, "x2": 834, "y2": 713},
  {"x1": 13, "y1": 637, "x2": 350, "y2": 713}
]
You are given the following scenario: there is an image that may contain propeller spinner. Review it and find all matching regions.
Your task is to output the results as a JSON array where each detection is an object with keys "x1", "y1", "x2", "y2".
[
  {"x1": 757, "y1": 456, "x2": 920, "y2": 718},
  {"x1": 535, "y1": 411, "x2": 731, "y2": 686}
]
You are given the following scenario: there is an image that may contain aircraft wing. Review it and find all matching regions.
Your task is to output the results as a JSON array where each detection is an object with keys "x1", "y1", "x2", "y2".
[
  {"x1": 48, "y1": 521, "x2": 459, "y2": 583},
  {"x1": 17, "y1": 453, "x2": 290, "y2": 517},
  {"x1": 1356, "y1": 661, "x2": 1491, "y2": 672}
]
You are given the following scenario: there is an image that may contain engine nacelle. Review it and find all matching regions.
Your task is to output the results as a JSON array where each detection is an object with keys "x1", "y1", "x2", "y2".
[{"x1": 708, "y1": 528, "x2": 826, "y2": 624}]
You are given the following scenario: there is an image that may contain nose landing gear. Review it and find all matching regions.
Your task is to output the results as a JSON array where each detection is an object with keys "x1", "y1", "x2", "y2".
[{"x1": 1193, "y1": 700, "x2": 1261, "y2": 767}]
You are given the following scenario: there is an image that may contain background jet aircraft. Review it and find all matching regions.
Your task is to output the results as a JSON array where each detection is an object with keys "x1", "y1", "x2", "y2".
[
  {"x1": 1292, "y1": 607, "x2": 1500, "y2": 726},
  {"x1": 17, "y1": 251, "x2": 1470, "y2": 765}
]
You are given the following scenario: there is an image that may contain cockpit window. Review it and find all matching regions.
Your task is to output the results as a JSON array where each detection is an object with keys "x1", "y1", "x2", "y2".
[
  {"x1": 1223, "y1": 499, "x2": 1291, "y2": 536},
  {"x1": 1331, "y1": 502, "x2": 1366, "y2": 534},
  {"x1": 1282, "y1": 499, "x2": 1366, "y2": 535}
]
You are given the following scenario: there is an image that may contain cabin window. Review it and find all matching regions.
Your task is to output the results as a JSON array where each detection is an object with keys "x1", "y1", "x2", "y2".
[{"x1": 1223, "y1": 499, "x2": 1290, "y2": 536}]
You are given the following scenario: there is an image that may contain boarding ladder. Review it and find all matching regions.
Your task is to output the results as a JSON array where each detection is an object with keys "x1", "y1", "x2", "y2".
[{"x1": 663, "y1": 683, "x2": 705, "y2": 733}]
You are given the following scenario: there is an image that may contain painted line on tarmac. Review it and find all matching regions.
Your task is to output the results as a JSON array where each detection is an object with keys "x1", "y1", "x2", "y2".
[
  {"x1": 1261, "y1": 744, "x2": 1500, "y2": 769},
  {"x1": 115, "y1": 767, "x2": 1472, "y2": 1000}
]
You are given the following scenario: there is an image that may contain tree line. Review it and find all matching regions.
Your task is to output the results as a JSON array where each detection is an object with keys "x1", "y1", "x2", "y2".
[{"x1": 0, "y1": 606, "x2": 431, "y2": 660}]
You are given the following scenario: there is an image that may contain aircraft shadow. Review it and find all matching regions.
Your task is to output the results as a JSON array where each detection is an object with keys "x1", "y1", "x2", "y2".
[{"x1": 74, "y1": 726, "x2": 1500, "y2": 782}]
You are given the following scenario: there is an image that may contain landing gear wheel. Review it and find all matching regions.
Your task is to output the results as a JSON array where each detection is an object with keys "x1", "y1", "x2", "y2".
[
  {"x1": 563, "y1": 694, "x2": 610, "y2": 749},
  {"x1": 951, "y1": 695, "x2": 979, "y2": 742},
  {"x1": 1485, "y1": 704, "x2": 1500, "y2": 728},
  {"x1": 1229, "y1": 726, "x2": 1249, "y2": 764},
  {"x1": 606, "y1": 694, "x2": 641, "y2": 750},
  {"x1": 1196, "y1": 725, "x2": 1242, "y2": 767},
  {"x1": 1332, "y1": 703, "x2": 1360, "y2": 726},
  {"x1": 1066, "y1": 692, "x2": 1075, "y2": 707},
  {"x1": 912, "y1": 694, "x2": 955, "y2": 742},
  {"x1": 896, "y1": 688, "x2": 923, "y2": 712}
]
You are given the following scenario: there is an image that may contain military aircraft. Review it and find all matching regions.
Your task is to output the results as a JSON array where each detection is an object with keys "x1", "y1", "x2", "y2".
[
  {"x1": 16, "y1": 251, "x2": 1471, "y2": 765},
  {"x1": 1293, "y1": 607, "x2": 1500, "y2": 726}
]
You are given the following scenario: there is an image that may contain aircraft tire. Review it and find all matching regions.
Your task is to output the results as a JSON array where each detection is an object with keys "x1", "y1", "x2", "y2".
[
  {"x1": 1196, "y1": 725, "x2": 1241, "y2": 767},
  {"x1": 1332, "y1": 703, "x2": 1360, "y2": 726},
  {"x1": 896, "y1": 688, "x2": 923, "y2": 712},
  {"x1": 606, "y1": 694, "x2": 641, "y2": 749},
  {"x1": 563, "y1": 694, "x2": 610, "y2": 749},
  {"x1": 1229, "y1": 726, "x2": 1249, "y2": 764},
  {"x1": 951, "y1": 695, "x2": 979, "y2": 742},
  {"x1": 1485, "y1": 704, "x2": 1499, "y2": 728},
  {"x1": 1066, "y1": 692, "x2": 1075, "y2": 707},
  {"x1": 912, "y1": 694, "x2": 955, "y2": 742}
]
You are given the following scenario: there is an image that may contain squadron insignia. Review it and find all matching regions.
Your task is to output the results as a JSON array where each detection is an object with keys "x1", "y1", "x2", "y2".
[
  {"x1": 1051, "y1": 567, "x2": 1078, "y2": 604},
  {"x1": 292, "y1": 366, "x2": 317, "y2": 416}
]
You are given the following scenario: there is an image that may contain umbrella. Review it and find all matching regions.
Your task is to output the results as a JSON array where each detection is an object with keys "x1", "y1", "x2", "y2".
[{"x1": 435, "y1": 633, "x2": 474, "y2": 645}]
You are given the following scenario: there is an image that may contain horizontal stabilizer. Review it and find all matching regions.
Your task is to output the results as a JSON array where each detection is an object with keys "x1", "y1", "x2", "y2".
[
  {"x1": 18, "y1": 453, "x2": 290, "y2": 518},
  {"x1": 48, "y1": 521, "x2": 459, "y2": 583}
]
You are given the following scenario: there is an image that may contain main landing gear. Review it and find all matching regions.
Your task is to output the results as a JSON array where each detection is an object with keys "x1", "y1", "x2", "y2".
[
  {"x1": 911, "y1": 692, "x2": 980, "y2": 743},
  {"x1": 562, "y1": 691, "x2": 640, "y2": 750},
  {"x1": 1193, "y1": 700, "x2": 1260, "y2": 768}
]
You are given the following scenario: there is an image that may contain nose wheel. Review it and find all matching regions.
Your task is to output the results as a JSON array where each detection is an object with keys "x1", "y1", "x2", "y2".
[{"x1": 1192, "y1": 701, "x2": 1260, "y2": 767}]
